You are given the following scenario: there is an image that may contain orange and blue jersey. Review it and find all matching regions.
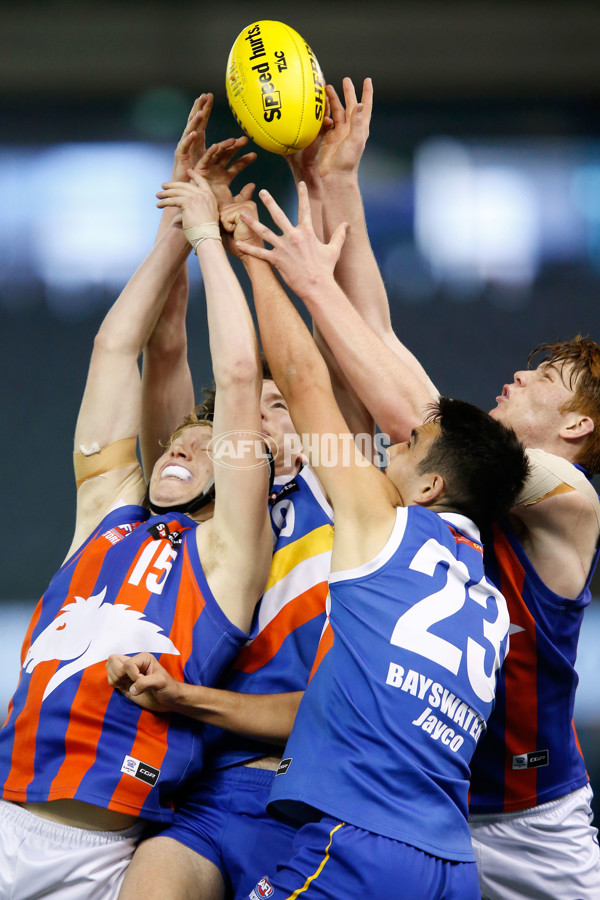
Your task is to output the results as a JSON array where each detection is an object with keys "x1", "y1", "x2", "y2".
[
  {"x1": 468, "y1": 516, "x2": 599, "y2": 813},
  {"x1": 0, "y1": 504, "x2": 247, "y2": 823},
  {"x1": 206, "y1": 466, "x2": 334, "y2": 769}
]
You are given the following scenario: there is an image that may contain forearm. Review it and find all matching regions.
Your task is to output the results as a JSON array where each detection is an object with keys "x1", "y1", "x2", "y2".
[
  {"x1": 170, "y1": 684, "x2": 302, "y2": 744},
  {"x1": 98, "y1": 227, "x2": 190, "y2": 358},
  {"x1": 321, "y1": 173, "x2": 435, "y2": 402},
  {"x1": 293, "y1": 267, "x2": 433, "y2": 440},
  {"x1": 321, "y1": 174, "x2": 390, "y2": 327},
  {"x1": 140, "y1": 278, "x2": 194, "y2": 476},
  {"x1": 198, "y1": 240, "x2": 261, "y2": 389},
  {"x1": 244, "y1": 256, "x2": 328, "y2": 407},
  {"x1": 75, "y1": 226, "x2": 191, "y2": 451}
]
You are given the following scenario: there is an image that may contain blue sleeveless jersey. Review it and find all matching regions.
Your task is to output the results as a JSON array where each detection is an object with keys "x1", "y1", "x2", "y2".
[
  {"x1": 469, "y1": 516, "x2": 599, "y2": 813},
  {"x1": 268, "y1": 506, "x2": 509, "y2": 863},
  {"x1": 0, "y1": 505, "x2": 247, "y2": 822},
  {"x1": 206, "y1": 466, "x2": 333, "y2": 769}
]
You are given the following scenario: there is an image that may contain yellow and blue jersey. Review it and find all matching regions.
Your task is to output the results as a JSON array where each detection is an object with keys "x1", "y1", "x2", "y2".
[{"x1": 207, "y1": 466, "x2": 334, "y2": 769}]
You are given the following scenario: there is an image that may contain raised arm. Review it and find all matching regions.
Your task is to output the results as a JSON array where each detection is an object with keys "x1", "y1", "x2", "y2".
[
  {"x1": 285, "y1": 117, "x2": 375, "y2": 439},
  {"x1": 69, "y1": 218, "x2": 191, "y2": 558},
  {"x1": 140, "y1": 95, "x2": 214, "y2": 476},
  {"x1": 236, "y1": 182, "x2": 399, "y2": 568},
  {"x1": 156, "y1": 170, "x2": 271, "y2": 631},
  {"x1": 315, "y1": 78, "x2": 438, "y2": 439},
  {"x1": 237, "y1": 181, "x2": 433, "y2": 445}
]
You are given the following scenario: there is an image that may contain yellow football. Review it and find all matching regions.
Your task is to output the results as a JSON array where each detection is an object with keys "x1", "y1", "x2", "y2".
[{"x1": 226, "y1": 20, "x2": 326, "y2": 155}]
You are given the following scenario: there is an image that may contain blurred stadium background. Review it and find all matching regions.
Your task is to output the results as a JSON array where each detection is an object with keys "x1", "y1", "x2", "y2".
[{"x1": 1, "y1": 1, "x2": 599, "y2": 813}]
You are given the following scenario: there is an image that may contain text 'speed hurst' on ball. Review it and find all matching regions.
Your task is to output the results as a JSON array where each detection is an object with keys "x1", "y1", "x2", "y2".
[{"x1": 226, "y1": 20, "x2": 326, "y2": 156}]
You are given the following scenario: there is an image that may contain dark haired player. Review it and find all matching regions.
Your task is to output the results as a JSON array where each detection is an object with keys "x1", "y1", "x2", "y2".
[
  {"x1": 236, "y1": 183, "x2": 529, "y2": 899},
  {"x1": 274, "y1": 76, "x2": 600, "y2": 900}
]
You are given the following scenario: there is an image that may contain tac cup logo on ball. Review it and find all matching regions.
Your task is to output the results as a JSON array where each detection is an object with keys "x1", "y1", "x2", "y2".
[
  {"x1": 207, "y1": 431, "x2": 277, "y2": 470},
  {"x1": 226, "y1": 20, "x2": 326, "y2": 155}
]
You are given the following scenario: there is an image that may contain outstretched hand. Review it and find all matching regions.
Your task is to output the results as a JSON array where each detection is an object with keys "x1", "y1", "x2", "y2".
[
  {"x1": 318, "y1": 77, "x2": 373, "y2": 177},
  {"x1": 106, "y1": 652, "x2": 184, "y2": 713},
  {"x1": 197, "y1": 138, "x2": 257, "y2": 208},
  {"x1": 172, "y1": 93, "x2": 214, "y2": 182},
  {"x1": 235, "y1": 181, "x2": 347, "y2": 297},
  {"x1": 156, "y1": 169, "x2": 219, "y2": 231},
  {"x1": 286, "y1": 112, "x2": 333, "y2": 185}
]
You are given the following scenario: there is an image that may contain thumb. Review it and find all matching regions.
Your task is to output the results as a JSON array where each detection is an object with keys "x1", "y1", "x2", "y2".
[
  {"x1": 329, "y1": 221, "x2": 348, "y2": 257},
  {"x1": 239, "y1": 182, "x2": 255, "y2": 201}
]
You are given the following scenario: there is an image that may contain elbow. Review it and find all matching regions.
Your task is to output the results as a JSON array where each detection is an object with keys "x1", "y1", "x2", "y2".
[
  {"x1": 278, "y1": 352, "x2": 327, "y2": 396},
  {"x1": 92, "y1": 328, "x2": 136, "y2": 360},
  {"x1": 379, "y1": 402, "x2": 425, "y2": 444},
  {"x1": 214, "y1": 354, "x2": 261, "y2": 392}
]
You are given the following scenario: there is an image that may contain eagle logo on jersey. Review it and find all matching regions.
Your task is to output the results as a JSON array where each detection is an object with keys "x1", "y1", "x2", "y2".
[{"x1": 23, "y1": 586, "x2": 180, "y2": 700}]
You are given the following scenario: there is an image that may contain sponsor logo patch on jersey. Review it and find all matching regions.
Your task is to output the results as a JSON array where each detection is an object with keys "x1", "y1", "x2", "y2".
[
  {"x1": 121, "y1": 754, "x2": 160, "y2": 786},
  {"x1": 276, "y1": 757, "x2": 292, "y2": 776},
  {"x1": 269, "y1": 478, "x2": 299, "y2": 505},
  {"x1": 102, "y1": 522, "x2": 140, "y2": 545},
  {"x1": 512, "y1": 749, "x2": 549, "y2": 769},
  {"x1": 148, "y1": 522, "x2": 182, "y2": 547},
  {"x1": 250, "y1": 876, "x2": 275, "y2": 899}
]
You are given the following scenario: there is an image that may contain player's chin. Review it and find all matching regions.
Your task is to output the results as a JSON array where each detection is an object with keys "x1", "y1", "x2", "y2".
[{"x1": 148, "y1": 484, "x2": 194, "y2": 509}]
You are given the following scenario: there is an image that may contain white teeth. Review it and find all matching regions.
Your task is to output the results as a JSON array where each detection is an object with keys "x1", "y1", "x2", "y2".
[{"x1": 162, "y1": 465, "x2": 193, "y2": 481}]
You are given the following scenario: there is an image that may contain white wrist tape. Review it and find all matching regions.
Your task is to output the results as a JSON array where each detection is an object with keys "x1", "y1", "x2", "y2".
[{"x1": 183, "y1": 223, "x2": 221, "y2": 254}]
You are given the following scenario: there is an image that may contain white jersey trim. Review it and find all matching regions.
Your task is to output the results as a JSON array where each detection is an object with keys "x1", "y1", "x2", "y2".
[
  {"x1": 438, "y1": 511, "x2": 481, "y2": 544},
  {"x1": 273, "y1": 466, "x2": 333, "y2": 523},
  {"x1": 296, "y1": 466, "x2": 333, "y2": 521},
  {"x1": 256, "y1": 548, "x2": 333, "y2": 633},
  {"x1": 329, "y1": 506, "x2": 409, "y2": 583}
]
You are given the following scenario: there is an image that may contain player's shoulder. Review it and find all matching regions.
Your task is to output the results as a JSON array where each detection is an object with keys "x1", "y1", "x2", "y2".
[
  {"x1": 505, "y1": 451, "x2": 599, "y2": 596},
  {"x1": 513, "y1": 448, "x2": 600, "y2": 535}
]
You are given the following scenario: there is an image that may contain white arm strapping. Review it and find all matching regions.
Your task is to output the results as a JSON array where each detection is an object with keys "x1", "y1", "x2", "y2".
[{"x1": 515, "y1": 448, "x2": 600, "y2": 530}]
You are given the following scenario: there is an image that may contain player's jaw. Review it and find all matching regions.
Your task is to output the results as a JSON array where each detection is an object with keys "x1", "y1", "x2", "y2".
[
  {"x1": 148, "y1": 425, "x2": 214, "y2": 509},
  {"x1": 261, "y1": 380, "x2": 303, "y2": 476}
]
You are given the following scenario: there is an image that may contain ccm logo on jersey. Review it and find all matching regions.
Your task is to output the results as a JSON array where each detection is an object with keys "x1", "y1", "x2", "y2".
[
  {"x1": 121, "y1": 754, "x2": 160, "y2": 786},
  {"x1": 512, "y1": 749, "x2": 549, "y2": 769},
  {"x1": 250, "y1": 876, "x2": 274, "y2": 899}
]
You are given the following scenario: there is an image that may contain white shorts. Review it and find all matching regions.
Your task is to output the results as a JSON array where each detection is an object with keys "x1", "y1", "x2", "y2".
[
  {"x1": 0, "y1": 799, "x2": 145, "y2": 900},
  {"x1": 469, "y1": 784, "x2": 600, "y2": 900}
]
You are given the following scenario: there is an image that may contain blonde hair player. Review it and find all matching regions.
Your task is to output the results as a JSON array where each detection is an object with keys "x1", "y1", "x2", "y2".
[{"x1": 0, "y1": 100, "x2": 272, "y2": 900}]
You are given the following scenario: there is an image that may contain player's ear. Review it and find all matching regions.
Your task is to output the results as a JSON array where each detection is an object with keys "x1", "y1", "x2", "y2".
[
  {"x1": 559, "y1": 412, "x2": 594, "y2": 442},
  {"x1": 414, "y1": 472, "x2": 446, "y2": 508}
]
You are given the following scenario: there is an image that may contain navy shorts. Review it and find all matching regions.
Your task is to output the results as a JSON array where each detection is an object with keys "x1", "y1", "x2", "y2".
[
  {"x1": 160, "y1": 766, "x2": 297, "y2": 900},
  {"x1": 246, "y1": 817, "x2": 480, "y2": 900}
]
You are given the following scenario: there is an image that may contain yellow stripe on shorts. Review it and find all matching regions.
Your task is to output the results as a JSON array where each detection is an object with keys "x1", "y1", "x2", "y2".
[{"x1": 284, "y1": 821, "x2": 345, "y2": 900}]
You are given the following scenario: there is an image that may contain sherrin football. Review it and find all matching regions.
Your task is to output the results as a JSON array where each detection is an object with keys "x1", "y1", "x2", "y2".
[{"x1": 226, "y1": 20, "x2": 326, "y2": 155}]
